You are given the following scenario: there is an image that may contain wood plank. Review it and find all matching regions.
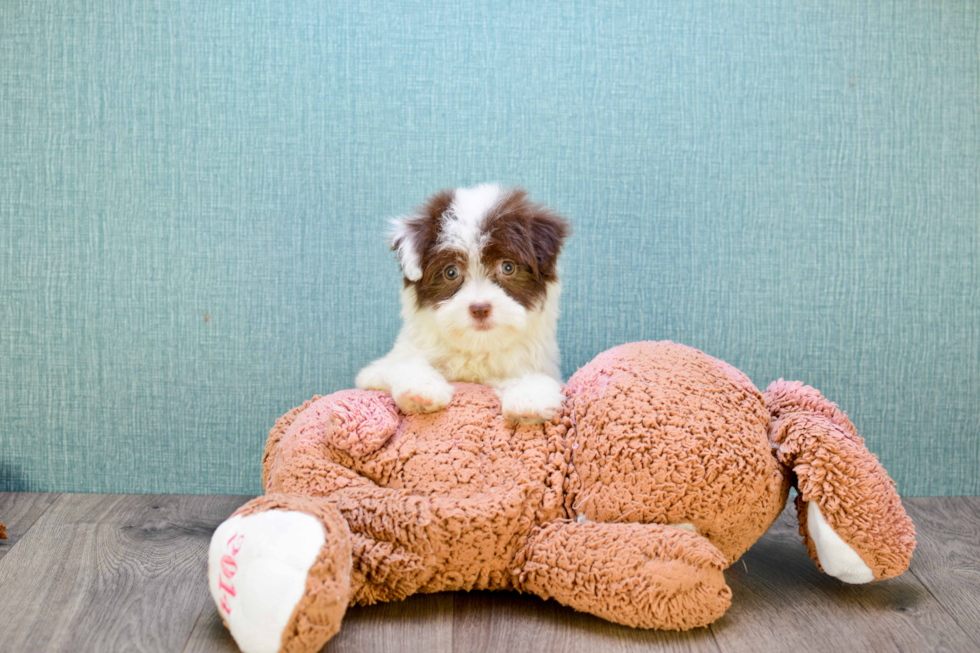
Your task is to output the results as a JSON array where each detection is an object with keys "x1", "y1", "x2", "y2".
[
  {"x1": 0, "y1": 493, "x2": 249, "y2": 653},
  {"x1": 453, "y1": 591, "x2": 720, "y2": 653},
  {"x1": 710, "y1": 502, "x2": 977, "y2": 653},
  {"x1": 184, "y1": 592, "x2": 453, "y2": 653},
  {"x1": 181, "y1": 604, "x2": 238, "y2": 653},
  {"x1": 326, "y1": 594, "x2": 453, "y2": 653},
  {"x1": 902, "y1": 497, "x2": 980, "y2": 648},
  {"x1": 0, "y1": 492, "x2": 60, "y2": 561}
]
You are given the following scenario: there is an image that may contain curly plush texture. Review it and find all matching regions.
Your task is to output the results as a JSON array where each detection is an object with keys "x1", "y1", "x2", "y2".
[
  {"x1": 562, "y1": 342, "x2": 790, "y2": 563},
  {"x1": 764, "y1": 380, "x2": 916, "y2": 579},
  {"x1": 213, "y1": 341, "x2": 916, "y2": 653},
  {"x1": 518, "y1": 521, "x2": 732, "y2": 630}
]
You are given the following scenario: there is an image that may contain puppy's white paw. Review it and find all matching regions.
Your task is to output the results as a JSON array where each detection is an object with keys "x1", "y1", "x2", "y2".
[
  {"x1": 354, "y1": 363, "x2": 388, "y2": 392},
  {"x1": 390, "y1": 368, "x2": 454, "y2": 414},
  {"x1": 499, "y1": 374, "x2": 565, "y2": 424}
]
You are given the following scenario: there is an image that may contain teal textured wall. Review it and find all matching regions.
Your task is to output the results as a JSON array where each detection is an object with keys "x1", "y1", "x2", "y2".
[{"x1": 1, "y1": 1, "x2": 977, "y2": 496}]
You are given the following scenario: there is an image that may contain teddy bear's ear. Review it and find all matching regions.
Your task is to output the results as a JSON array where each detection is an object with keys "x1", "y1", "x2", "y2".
[
  {"x1": 529, "y1": 205, "x2": 571, "y2": 280},
  {"x1": 388, "y1": 189, "x2": 454, "y2": 282}
]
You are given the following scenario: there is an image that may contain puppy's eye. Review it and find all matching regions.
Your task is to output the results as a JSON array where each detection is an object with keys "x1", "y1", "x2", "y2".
[
  {"x1": 444, "y1": 265, "x2": 460, "y2": 281},
  {"x1": 499, "y1": 260, "x2": 516, "y2": 276}
]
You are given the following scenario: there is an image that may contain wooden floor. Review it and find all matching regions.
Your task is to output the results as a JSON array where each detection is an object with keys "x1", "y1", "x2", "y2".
[{"x1": 0, "y1": 494, "x2": 977, "y2": 653}]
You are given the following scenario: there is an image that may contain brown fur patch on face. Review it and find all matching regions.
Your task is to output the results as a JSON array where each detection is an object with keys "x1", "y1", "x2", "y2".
[
  {"x1": 391, "y1": 190, "x2": 468, "y2": 308},
  {"x1": 390, "y1": 190, "x2": 453, "y2": 271},
  {"x1": 480, "y1": 189, "x2": 571, "y2": 309},
  {"x1": 413, "y1": 248, "x2": 467, "y2": 307}
]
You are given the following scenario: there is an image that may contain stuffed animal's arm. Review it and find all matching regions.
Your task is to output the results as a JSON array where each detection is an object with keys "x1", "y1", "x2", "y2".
[
  {"x1": 516, "y1": 520, "x2": 731, "y2": 630},
  {"x1": 318, "y1": 390, "x2": 401, "y2": 457},
  {"x1": 264, "y1": 391, "x2": 401, "y2": 494}
]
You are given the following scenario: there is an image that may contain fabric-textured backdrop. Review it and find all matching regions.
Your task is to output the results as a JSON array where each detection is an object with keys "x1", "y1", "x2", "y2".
[{"x1": 1, "y1": 1, "x2": 977, "y2": 496}]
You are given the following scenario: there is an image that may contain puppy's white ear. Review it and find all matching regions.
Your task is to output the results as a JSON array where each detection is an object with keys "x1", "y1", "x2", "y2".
[
  {"x1": 388, "y1": 215, "x2": 423, "y2": 281},
  {"x1": 388, "y1": 189, "x2": 453, "y2": 282}
]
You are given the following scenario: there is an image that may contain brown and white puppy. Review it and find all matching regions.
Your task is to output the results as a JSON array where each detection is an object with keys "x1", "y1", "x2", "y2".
[{"x1": 356, "y1": 183, "x2": 570, "y2": 423}]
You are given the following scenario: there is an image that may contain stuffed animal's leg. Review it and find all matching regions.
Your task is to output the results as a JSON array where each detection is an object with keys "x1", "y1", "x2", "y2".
[
  {"x1": 329, "y1": 483, "x2": 530, "y2": 604},
  {"x1": 765, "y1": 380, "x2": 916, "y2": 583},
  {"x1": 208, "y1": 494, "x2": 352, "y2": 653},
  {"x1": 516, "y1": 521, "x2": 732, "y2": 630}
]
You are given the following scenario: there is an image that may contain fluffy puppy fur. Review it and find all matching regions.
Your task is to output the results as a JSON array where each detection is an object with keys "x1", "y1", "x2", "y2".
[{"x1": 356, "y1": 183, "x2": 570, "y2": 424}]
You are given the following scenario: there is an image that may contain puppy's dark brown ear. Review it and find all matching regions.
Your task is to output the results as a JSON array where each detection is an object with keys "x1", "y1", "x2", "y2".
[
  {"x1": 529, "y1": 206, "x2": 570, "y2": 281},
  {"x1": 388, "y1": 189, "x2": 454, "y2": 281}
]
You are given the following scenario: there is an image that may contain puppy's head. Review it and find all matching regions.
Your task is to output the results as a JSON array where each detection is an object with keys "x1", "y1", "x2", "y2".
[{"x1": 389, "y1": 184, "x2": 570, "y2": 349}]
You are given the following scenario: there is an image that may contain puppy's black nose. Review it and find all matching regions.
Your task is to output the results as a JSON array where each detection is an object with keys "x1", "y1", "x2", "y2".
[{"x1": 469, "y1": 303, "x2": 492, "y2": 320}]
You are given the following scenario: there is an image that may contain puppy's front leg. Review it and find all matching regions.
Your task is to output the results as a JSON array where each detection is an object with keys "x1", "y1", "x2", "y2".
[
  {"x1": 356, "y1": 355, "x2": 454, "y2": 414},
  {"x1": 496, "y1": 373, "x2": 565, "y2": 425}
]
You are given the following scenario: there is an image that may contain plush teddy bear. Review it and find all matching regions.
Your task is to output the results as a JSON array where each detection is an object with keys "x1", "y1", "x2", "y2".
[{"x1": 207, "y1": 341, "x2": 915, "y2": 653}]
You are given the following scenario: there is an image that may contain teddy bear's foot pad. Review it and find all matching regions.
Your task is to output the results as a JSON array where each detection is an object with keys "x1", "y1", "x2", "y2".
[
  {"x1": 209, "y1": 510, "x2": 325, "y2": 653},
  {"x1": 806, "y1": 502, "x2": 874, "y2": 584}
]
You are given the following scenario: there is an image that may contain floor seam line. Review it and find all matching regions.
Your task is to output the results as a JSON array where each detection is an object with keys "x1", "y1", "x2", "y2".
[
  {"x1": 907, "y1": 564, "x2": 980, "y2": 648},
  {"x1": 0, "y1": 493, "x2": 63, "y2": 564},
  {"x1": 706, "y1": 622, "x2": 726, "y2": 653},
  {"x1": 179, "y1": 600, "x2": 212, "y2": 653}
]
